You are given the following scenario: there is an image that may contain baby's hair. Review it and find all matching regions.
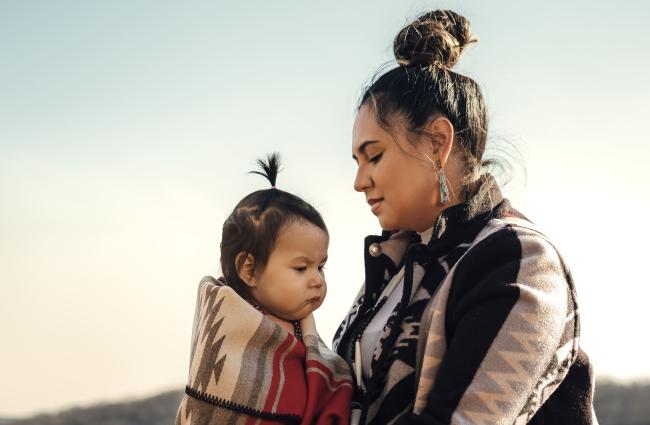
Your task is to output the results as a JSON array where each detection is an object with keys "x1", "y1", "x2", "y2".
[
  {"x1": 220, "y1": 153, "x2": 328, "y2": 298},
  {"x1": 249, "y1": 154, "x2": 281, "y2": 188}
]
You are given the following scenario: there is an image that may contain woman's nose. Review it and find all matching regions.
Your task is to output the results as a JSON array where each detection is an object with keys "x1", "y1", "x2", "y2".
[{"x1": 353, "y1": 166, "x2": 371, "y2": 192}]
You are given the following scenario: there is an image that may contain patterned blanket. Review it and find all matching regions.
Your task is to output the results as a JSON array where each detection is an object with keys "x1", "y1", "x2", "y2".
[{"x1": 176, "y1": 276, "x2": 353, "y2": 425}]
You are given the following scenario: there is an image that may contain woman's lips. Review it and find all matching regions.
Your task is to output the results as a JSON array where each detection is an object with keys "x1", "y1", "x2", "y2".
[{"x1": 368, "y1": 198, "x2": 383, "y2": 213}]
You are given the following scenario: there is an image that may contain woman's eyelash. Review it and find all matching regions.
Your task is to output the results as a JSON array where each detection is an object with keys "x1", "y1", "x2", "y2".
[{"x1": 369, "y1": 153, "x2": 383, "y2": 163}]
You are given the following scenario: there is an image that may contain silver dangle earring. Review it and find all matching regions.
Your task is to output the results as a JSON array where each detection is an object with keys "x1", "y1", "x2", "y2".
[{"x1": 436, "y1": 160, "x2": 450, "y2": 204}]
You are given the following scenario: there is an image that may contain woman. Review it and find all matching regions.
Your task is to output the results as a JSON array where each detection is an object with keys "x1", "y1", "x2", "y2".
[{"x1": 333, "y1": 10, "x2": 597, "y2": 425}]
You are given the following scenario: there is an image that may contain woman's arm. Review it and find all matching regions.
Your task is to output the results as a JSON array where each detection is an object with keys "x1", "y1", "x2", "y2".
[{"x1": 402, "y1": 227, "x2": 577, "y2": 425}]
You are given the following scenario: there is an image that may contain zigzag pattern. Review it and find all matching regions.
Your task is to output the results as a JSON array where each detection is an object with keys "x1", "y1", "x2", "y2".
[
  {"x1": 192, "y1": 294, "x2": 228, "y2": 391},
  {"x1": 454, "y1": 287, "x2": 575, "y2": 425},
  {"x1": 515, "y1": 337, "x2": 577, "y2": 422},
  {"x1": 414, "y1": 306, "x2": 444, "y2": 413},
  {"x1": 333, "y1": 293, "x2": 365, "y2": 349},
  {"x1": 455, "y1": 311, "x2": 541, "y2": 424}
]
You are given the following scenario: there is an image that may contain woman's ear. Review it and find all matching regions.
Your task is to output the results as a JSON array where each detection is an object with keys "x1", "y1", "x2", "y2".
[
  {"x1": 425, "y1": 116, "x2": 455, "y2": 167},
  {"x1": 236, "y1": 252, "x2": 257, "y2": 287}
]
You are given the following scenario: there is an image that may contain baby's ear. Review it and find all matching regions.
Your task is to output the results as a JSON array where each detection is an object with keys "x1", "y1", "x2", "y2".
[{"x1": 235, "y1": 252, "x2": 257, "y2": 287}]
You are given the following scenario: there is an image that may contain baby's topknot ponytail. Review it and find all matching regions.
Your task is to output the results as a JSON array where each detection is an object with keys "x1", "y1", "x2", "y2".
[{"x1": 249, "y1": 152, "x2": 282, "y2": 189}]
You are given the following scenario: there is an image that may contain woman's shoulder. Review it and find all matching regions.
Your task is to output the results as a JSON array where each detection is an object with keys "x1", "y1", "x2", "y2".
[
  {"x1": 449, "y1": 214, "x2": 573, "y2": 304},
  {"x1": 470, "y1": 212, "x2": 566, "y2": 263}
]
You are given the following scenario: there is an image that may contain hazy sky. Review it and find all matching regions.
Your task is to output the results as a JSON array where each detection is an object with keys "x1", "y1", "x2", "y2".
[{"x1": 1, "y1": 0, "x2": 649, "y2": 418}]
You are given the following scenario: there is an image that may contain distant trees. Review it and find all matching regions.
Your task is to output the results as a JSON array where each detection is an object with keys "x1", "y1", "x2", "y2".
[
  {"x1": 594, "y1": 380, "x2": 650, "y2": 425},
  {"x1": 6, "y1": 390, "x2": 184, "y2": 425},
  {"x1": 4, "y1": 380, "x2": 650, "y2": 425}
]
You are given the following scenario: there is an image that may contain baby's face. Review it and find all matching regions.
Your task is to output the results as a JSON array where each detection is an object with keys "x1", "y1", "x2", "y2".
[{"x1": 250, "y1": 220, "x2": 328, "y2": 321}]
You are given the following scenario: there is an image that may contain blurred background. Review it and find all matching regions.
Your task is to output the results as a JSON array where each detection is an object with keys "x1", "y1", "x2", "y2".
[{"x1": 1, "y1": 0, "x2": 649, "y2": 424}]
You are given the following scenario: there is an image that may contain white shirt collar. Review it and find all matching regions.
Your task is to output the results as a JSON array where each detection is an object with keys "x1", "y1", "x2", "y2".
[{"x1": 417, "y1": 226, "x2": 435, "y2": 245}]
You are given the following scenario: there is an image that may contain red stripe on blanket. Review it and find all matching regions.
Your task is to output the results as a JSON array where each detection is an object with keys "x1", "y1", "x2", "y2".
[
  {"x1": 262, "y1": 334, "x2": 307, "y2": 418},
  {"x1": 306, "y1": 359, "x2": 354, "y2": 390},
  {"x1": 303, "y1": 359, "x2": 353, "y2": 425}
]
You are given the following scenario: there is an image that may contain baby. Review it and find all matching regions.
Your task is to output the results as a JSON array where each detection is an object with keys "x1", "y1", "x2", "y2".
[{"x1": 176, "y1": 154, "x2": 352, "y2": 425}]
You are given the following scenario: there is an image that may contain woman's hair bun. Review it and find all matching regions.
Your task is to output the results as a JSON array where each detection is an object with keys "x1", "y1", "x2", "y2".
[{"x1": 393, "y1": 10, "x2": 477, "y2": 69}]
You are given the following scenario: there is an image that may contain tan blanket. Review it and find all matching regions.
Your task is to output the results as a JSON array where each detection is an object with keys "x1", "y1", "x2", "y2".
[{"x1": 176, "y1": 276, "x2": 353, "y2": 424}]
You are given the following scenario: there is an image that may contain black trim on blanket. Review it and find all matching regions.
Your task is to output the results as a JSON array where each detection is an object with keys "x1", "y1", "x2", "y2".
[{"x1": 184, "y1": 385, "x2": 302, "y2": 423}]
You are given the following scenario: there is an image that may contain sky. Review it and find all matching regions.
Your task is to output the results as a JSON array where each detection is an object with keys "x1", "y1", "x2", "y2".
[{"x1": 1, "y1": 0, "x2": 649, "y2": 418}]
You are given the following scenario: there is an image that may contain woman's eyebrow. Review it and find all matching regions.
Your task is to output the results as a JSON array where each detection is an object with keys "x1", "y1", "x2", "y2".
[{"x1": 352, "y1": 140, "x2": 380, "y2": 161}]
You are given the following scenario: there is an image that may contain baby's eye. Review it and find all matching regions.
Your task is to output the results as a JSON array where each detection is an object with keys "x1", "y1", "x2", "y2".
[
  {"x1": 318, "y1": 265, "x2": 326, "y2": 272},
  {"x1": 293, "y1": 266, "x2": 307, "y2": 273}
]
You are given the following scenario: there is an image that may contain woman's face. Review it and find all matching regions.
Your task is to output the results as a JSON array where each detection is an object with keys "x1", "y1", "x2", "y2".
[{"x1": 352, "y1": 104, "x2": 440, "y2": 232}]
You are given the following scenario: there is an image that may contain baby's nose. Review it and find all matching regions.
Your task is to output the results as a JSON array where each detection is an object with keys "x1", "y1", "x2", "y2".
[{"x1": 311, "y1": 275, "x2": 324, "y2": 287}]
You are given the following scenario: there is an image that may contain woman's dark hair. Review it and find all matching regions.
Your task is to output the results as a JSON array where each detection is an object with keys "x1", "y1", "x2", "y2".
[
  {"x1": 220, "y1": 153, "x2": 328, "y2": 298},
  {"x1": 361, "y1": 10, "x2": 489, "y2": 185}
]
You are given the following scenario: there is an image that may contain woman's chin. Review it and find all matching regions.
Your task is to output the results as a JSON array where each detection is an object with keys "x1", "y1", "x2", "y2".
[{"x1": 377, "y1": 215, "x2": 398, "y2": 232}]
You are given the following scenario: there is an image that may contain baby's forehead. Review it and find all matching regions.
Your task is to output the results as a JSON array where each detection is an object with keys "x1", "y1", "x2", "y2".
[
  {"x1": 289, "y1": 254, "x2": 328, "y2": 263},
  {"x1": 276, "y1": 221, "x2": 328, "y2": 243},
  {"x1": 273, "y1": 222, "x2": 329, "y2": 258},
  {"x1": 272, "y1": 248, "x2": 328, "y2": 266}
]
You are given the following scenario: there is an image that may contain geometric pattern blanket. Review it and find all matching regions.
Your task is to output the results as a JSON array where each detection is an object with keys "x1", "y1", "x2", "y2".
[
  {"x1": 333, "y1": 209, "x2": 595, "y2": 424},
  {"x1": 176, "y1": 276, "x2": 353, "y2": 425}
]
